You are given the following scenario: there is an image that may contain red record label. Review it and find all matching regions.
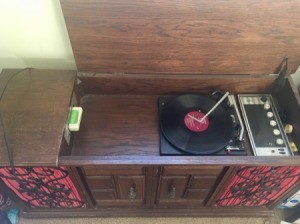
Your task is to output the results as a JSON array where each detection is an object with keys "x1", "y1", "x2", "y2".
[{"x1": 184, "y1": 111, "x2": 209, "y2": 132}]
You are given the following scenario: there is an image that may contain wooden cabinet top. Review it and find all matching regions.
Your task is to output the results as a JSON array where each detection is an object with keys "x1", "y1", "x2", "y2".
[{"x1": 0, "y1": 69, "x2": 76, "y2": 166}]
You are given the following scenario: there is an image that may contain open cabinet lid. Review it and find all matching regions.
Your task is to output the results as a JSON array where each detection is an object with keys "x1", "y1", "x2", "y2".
[{"x1": 60, "y1": 0, "x2": 300, "y2": 75}]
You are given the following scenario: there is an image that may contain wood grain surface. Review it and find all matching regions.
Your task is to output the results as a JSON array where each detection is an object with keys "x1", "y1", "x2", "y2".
[
  {"x1": 66, "y1": 74, "x2": 300, "y2": 166},
  {"x1": 77, "y1": 72, "x2": 276, "y2": 95},
  {"x1": 60, "y1": 0, "x2": 300, "y2": 74},
  {"x1": 68, "y1": 92, "x2": 299, "y2": 166},
  {"x1": 0, "y1": 69, "x2": 75, "y2": 166},
  {"x1": 71, "y1": 95, "x2": 159, "y2": 157}
]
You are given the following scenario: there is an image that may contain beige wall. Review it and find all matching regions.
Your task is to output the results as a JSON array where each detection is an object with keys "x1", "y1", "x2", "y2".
[{"x1": 0, "y1": 0, "x2": 76, "y2": 70}]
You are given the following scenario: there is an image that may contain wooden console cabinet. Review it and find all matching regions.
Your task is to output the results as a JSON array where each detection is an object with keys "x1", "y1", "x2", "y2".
[{"x1": 2, "y1": 0, "x2": 300, "y2": 218}]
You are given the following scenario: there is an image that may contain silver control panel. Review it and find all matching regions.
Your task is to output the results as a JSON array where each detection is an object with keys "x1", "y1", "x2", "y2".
[{"x1": 238, "y1": 94, "x2": 292, "y2": 156}]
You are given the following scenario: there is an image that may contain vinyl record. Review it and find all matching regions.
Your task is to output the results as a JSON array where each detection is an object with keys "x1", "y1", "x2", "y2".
[{"x1": 160, "y1": 94, "x2": 233, "y2": 154}]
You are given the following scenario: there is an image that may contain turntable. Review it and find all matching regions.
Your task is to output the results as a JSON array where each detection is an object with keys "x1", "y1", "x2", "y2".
[
  {"x1": 159, "y1": 90, "x2": 294, "y2": 156},
  {"x1": 159, "y1": 92, "x2": 247, "y2": 156}
]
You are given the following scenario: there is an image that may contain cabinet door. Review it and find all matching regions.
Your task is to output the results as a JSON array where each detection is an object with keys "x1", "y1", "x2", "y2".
[
  {"x1": 156, "y1": 166, "x2": 224, "y2": 207},
  {"x1": 159, "y1": 176, "x2": 189, "y2": 201},
  {"x1": 215, "y1": 166, "x2": 300, "y2": 207},
  {"x1": 82, "y1": 166, "x2": 146, "y2": 207},
  {"x1": 0, "y1": 167, "x2": 86, "y2": 208},
  {"x1": 118, "y1": 175, "x2": 145, "y2": 201},
  {"x1": 85, "y1": 176, "x2": 117, "y2": 202}
]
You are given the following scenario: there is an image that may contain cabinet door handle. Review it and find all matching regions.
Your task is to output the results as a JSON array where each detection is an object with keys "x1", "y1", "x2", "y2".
[
  {"x1": 128, "y1": 186, "x2": 137, "y2": 199},
  {"x1": 168, "y1": 186, "x2": 176, "y2": 199}
]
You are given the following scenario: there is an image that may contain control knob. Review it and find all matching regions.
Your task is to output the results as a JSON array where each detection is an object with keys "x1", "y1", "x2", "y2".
[
  {"x1": 267, "y1": 112, "x2": 274, "y2": 118},
  {"x1": 264, "y1": 103, "x2": 271, "y2": 110},
  {"x1": 270, "y1": 120, "x2": 277, "y2": 127},
  {"x1": 273, "y1": 129, "x2": 280, "y2": 136},
  {"x1": 260, "y1": 96, "x2": 268, "y2": 102},
  {"x1": 276, "y1": 138, "x2": 284, "y2": 145}
]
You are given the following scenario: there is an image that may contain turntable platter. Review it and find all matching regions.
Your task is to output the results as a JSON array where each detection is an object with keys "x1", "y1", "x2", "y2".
[{"x1": 160, "y1": 94, "x2": 234, "y2": 155}]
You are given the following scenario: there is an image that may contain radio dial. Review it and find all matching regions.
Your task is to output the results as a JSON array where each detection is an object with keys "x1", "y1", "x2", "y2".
[{"x1": 284, "y1": 124, "x2": 293, "y2": 134}]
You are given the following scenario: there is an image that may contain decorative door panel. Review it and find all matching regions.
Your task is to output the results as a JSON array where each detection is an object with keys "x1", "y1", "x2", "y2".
[
  {"x1": 156, "y1": 166, "x2": 224, "y2": 207},
  {"x1": 215, "y1": 166, "x2": 300, "y2": 207},
  {"x1": 158, "y1": 176, "x2": 189, "y2": 201},
  {"x1": 0, "y1": 167, "x2": 86, "y2": 208},
  {"x1": 82, "y1": 166, "x2": 147, "y2": 207}
]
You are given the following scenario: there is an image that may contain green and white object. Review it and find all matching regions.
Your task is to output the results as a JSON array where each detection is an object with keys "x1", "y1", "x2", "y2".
[{"x1": 68, "y1": 107, "x2": 83, "y2": 131}]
